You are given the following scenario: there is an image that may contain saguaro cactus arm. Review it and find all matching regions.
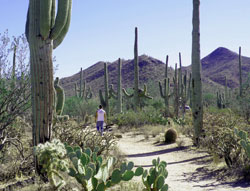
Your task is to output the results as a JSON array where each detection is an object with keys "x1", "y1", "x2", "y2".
[
  {"x1": 122, "y1": 88, "x2": 133, "y2": 98},
  {"x1": 54, "y1": 77, "x2": 65, "y2": 115},
  {"x1": 40, "y1": 0, "x2": 52, "y2": 39},
  {"x1": 109, "y1": 84, "x2": 118, "y2": 99},
  {"x1": 50, "y1": 0, "x2": 70, "y2": 39},
  {"x1": 53, "y1": 1, "x2": 72, "y2": 49}
]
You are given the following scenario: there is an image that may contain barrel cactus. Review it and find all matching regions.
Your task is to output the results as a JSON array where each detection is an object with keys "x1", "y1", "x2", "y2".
[{"x1": 164, "y1": 128, "x2": 178, "y2": 144}]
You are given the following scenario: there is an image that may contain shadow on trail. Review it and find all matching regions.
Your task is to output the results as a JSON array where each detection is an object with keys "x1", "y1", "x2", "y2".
[
  {"x1": 124, "y1": 146, "x2": 189, "y2": 158},
  {"x1": 134, "y1": 155, "x2": 210, "y2": 168},
  {"x1": 181, "y1": 166, "x2": 250, "y2": 189}
]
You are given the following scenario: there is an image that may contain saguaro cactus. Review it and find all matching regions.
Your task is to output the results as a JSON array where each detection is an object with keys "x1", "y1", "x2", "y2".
[
  {"x1": 75, "y1": 68, "x2": 92, "y2": 101},
  {"x1": 99, "y1": 62, "x2": 110, "y2": 117},
  {"x1": 173, "y1": 63, "x2": 179, "y2": 117},
  {"x1": 26, "y1": 0, "x2": 72, "y2": 170},
  {"x1": 159, "y1": 55, "x2": 171, "y2": 116},
  {"x1": 109, "y1": 58, "x2": 123, "y2": 113},
  {"x1": 192, "y1": 0, "x2": 203, "y2": 145},
  {"x1": 122, "y1": 27, "x2": 152, "y2": 110},
  {"x1": 134, "y1": 27, "x2": 140, "y2": 110},
  {"x1": 239, "y1": 46, "x2": 242, "y2": 97}
]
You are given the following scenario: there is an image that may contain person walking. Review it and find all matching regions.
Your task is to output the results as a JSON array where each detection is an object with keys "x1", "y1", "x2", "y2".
[{"x1": 95, "y1": 105, "x2": 107, "y2": 136}]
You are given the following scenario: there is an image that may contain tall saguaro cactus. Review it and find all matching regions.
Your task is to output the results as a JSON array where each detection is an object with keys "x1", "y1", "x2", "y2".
[
  {"x1": 192, "y1": 0, "x2": 203, "y2": 145},
  {"x1": 99, "y1": 62, "x2": 110, "y2": 117},
  {"x1": 159, "y1": 55, "x2": 170, "y2": 116},
  {"x1": 239, "y1": 46, "x2": 242, "y2": 97},
  {"x1": 173, "y1": 63, "x2": 179, "y2": 117},
  {"x1": 122, "y1": 27, "x2": 152, "y2": 110},
  {"x1": 109, "y1": 58, "x2": 123, "y2": 113},
  {"x1": 134, "y1": 27, "x2": 140, "y2": 110},
  {"x1": 25, "y1": 0, "x2": 72, "y2": 160}
]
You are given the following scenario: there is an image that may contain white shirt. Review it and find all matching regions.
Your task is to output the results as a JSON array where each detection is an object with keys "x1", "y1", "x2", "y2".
[{"x1": 97, "y1": 109, "x2": 105, "y2": 121}]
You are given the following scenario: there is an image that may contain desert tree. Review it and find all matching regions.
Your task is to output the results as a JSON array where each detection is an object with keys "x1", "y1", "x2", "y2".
[{"x1": 0, "y1": 31, "x2": 31, "y2": 156}]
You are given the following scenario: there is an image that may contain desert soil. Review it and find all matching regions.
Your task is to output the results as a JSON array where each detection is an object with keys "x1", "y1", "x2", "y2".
[{"x1": 117, "y1": 132, "x2": 250, "y2": 191}]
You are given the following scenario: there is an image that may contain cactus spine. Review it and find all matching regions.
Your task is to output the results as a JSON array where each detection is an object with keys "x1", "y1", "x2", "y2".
[
  {"x1": 99, "y1": 62, "x2": 110, "y2": 117},
  {"x1": 239, "y1": 46, "x2": 242, "y2": 97},
  {"x1": 159, "y1": 55, "x2": 170, "y2": 116},
  {"x1": 122, "y1": 27, "x2": 152, "y2": 110},
  {"x1": 192, "y1": 0, "x2": 203, "y2": 145},
  {"x1": 26, "y1": 0, "x2": 72, "y2": 171}
]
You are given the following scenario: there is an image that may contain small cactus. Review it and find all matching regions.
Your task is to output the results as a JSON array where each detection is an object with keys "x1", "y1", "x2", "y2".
[
  {"x1": 141, "y1": 157, "x2": 168, "y2": 191},
  {"x1": 235, "y1": 128, "x2": 250, "y2": 158},
  {"x1": 164, "y1": 128, "x2": 178, "y2": 144}
]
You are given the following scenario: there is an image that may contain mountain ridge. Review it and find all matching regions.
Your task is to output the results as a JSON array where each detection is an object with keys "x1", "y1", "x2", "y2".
[{"x1": 60, "y1": 47, "x2": 250, "y2": 97}]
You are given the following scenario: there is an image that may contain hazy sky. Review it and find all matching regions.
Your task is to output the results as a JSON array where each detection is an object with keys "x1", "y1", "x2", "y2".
[{"x1": 1, "y1": 0, "x2": 250, "y2": 78}]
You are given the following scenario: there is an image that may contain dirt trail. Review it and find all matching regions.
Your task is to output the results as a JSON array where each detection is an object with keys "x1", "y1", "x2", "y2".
[{"x1": 117, "y1": 132, "x2": 249, "y2": 191}]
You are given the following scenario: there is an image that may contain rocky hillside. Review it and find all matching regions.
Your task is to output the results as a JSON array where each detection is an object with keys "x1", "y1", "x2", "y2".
[
  {"x1": 60, "y1": 55, "x2": 175, "y2": 97},
  {"x1": 60, "y1": 47, "x2": 250, "y2": 97}
]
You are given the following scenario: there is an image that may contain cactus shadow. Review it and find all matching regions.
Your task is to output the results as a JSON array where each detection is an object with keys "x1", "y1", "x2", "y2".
[
  {"x1": 181, "y1": 166, "x2": 250, "y2": 189},
  {"x1": 124, "y1": 146, "x2": 188, "y2": 158}
]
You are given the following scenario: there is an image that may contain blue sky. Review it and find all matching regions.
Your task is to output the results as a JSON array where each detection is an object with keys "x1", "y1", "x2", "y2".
[{"x1": 1, "y1": 0, "x2": 250, "y2": 78}]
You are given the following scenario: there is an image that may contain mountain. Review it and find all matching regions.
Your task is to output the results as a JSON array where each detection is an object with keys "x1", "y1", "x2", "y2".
[
  {"x1": 60, "y1": 54, "x2": 175, "y2": 97},
  {"x1": 60, "y1": 47, "x2": 250, "y2": 97},
  {"x1": 201, "y1": 47, "x2": 250, "y2": 88}
]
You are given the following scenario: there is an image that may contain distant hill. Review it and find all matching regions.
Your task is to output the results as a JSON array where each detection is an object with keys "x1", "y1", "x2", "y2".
[
  {"x1": 60, "y1": 54, "x2": 175, "y2": 97},
  {"x1": 60, "y1": 47, "x2": 250, "y2": 97}
]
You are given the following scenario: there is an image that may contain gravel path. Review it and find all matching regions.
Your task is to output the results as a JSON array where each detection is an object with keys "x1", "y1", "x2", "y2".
[{"x1": 117, "y1": 132, "x2": 250, "y2": 191}]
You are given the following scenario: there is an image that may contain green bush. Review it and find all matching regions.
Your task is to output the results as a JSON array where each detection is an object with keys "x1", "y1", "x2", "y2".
[
  {"x1": 200, "y1": 110, "x2": 249, "y2": 168},
  {"x1": 63, "y1": 96, "x2": 98, "y2": 121},
  {"x1": 53, "y1": 119, "x2": 117, "y2": 156},
  {"x1": 110, "y1": 106, "x2": 168, "y2": 127}
]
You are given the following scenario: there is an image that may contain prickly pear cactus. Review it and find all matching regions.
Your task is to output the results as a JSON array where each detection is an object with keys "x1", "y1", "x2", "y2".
[
  {"x1": 65, "y1": 143, "x2": 144, "y2": 190},
  {"x1": 235, "y1": 128, "x2": 250, "y2": 158},
  {"x1": 141, "y1": 157, "x2": 168, "y2": 191}
]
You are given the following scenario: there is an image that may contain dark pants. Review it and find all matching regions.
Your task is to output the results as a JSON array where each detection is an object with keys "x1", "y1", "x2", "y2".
[{"x1": 96, "y1": 121, "x2": 104, "y2": 135}]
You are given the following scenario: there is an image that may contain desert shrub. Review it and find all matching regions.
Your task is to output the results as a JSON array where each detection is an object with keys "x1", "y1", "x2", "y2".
[
  {"x1": 52, "y1": 119, "x2": 117, "y2": 156},
  {"x1": 0, "y1": 32, "x2": 31, "y2": 153},
  {"x1": 232, "y1": 74, "x2": 250, "y2": 124},
  {"x1": 200, "y1": 109, "x2": 249, "y2": 168},
  {"x1": 0, "y1": 117, "x2": 33, "y2": 182},
  {"x1": 110, "y1": 106, "x2": 168, "y2": 127},
  {"x1": 203, "y1": 93, "x2": 216, "y2": 107},
  {"x1": 63, "y1": 96, "x2": 98, "y2": 121},
  {"x1": 164, "y1": 128, "x2": 177, "y2": 144}
]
